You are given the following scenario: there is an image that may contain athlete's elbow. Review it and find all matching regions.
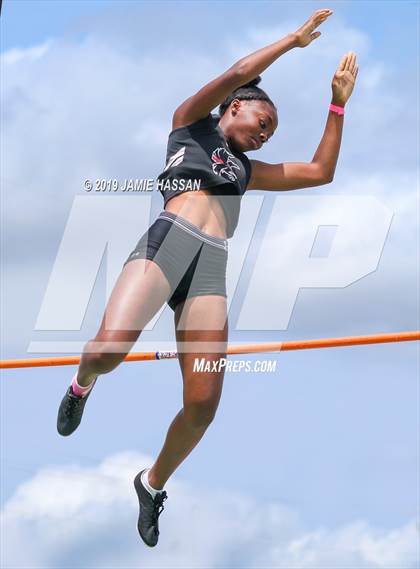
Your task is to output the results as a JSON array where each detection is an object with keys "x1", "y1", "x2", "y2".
[
  {"x1": 310, "y1": 163, "x2": 334, "y2": 186},
  {"x1": 311, "y1": 174, "x2": 334, "y2": 187},
  {"x1": 322, "y1": 173, "x2": 334, "y2": 185},
  {"x1": 233, "y1": 62, "x2": 252, "y2": 82},
  {"x1": 319, "y1": 168, "x2": 335, "y2": 185}
]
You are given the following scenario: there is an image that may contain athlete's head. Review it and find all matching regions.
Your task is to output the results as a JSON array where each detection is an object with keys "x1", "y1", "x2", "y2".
[{"x1": 218, "y1": 76, "x2": 278, "y2": 153}]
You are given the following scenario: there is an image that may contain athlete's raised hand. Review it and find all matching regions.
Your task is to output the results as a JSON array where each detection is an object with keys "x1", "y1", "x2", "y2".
[
  {"x1": 293, "y1": 9, "x2": 333, "y2": 48},
  {"x1": 331, "y1": 52, "x2": 359, "y2": 106}
]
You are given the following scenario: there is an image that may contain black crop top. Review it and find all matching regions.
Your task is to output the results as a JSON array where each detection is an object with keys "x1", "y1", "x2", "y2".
[{"x1": 156, "y1": 114, "x2": 252, "y2": 238}]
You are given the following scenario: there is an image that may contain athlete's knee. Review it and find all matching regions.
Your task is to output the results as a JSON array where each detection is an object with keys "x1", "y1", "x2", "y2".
[
  {"x1": 82, "y1": 339, "x2": 127, "y2": 374},
  {"x1": 183, "y1": 398, "x2": 219, "y2": 429}
]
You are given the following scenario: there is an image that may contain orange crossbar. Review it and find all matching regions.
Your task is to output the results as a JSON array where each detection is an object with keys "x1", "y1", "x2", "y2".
[{"x1": 1, "y1": 331, "x2": 419, "y2": 370}]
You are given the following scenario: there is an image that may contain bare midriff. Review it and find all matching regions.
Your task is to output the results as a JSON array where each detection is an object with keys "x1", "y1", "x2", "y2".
[{"x1": 164, "y1": 189, "x2": 228, "y2": 239}]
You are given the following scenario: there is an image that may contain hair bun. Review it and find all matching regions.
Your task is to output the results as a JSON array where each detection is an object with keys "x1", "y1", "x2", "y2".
[{"x1": 238, "y1": 76, "x2": 262, "y2": 89}]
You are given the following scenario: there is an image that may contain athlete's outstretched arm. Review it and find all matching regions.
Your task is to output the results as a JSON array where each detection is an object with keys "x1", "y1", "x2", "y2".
[
  {"x1": 247, "y1": 52, "x2": 359, "y2": 192},
  {"x1": 173, "y1": 9, "x2": 333, "y2": 130}
]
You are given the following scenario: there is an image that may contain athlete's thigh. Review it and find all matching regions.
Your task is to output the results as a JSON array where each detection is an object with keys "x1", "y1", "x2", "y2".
[
  {"x1": 174, "y1": 295, "x2": 228, "y2": 404},
  {"x1": 98, "y1": 259, "x2": 172, "y2": 337}
]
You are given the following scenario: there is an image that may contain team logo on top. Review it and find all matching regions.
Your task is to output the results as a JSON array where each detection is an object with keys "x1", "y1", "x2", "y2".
[
  {"x1": 211, "y1": 147, "x2": 240, "y2": 182},
  {"x1": 163, "y1": 146, "x2": 186, "y2": 172}
]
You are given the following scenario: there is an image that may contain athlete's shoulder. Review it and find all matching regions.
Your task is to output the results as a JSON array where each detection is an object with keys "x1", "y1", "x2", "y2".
[{"x1": 169, "y1": 113, "x2": 218, "y2": 136}]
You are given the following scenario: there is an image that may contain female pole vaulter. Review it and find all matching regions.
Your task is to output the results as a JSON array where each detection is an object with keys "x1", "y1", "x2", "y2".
[{"x1": 56, "y1": 9, "x2": 358, "y2": 546}]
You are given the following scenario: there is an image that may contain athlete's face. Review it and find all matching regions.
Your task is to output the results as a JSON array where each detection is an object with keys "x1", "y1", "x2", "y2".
[{"x1": 224, "y1": 99, "x2": 278, "y2": 153}]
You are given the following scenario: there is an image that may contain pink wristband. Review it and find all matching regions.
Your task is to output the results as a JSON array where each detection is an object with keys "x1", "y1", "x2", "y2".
[{"x1": 329, "y1": 103, "x2": 345, "y2": 116}]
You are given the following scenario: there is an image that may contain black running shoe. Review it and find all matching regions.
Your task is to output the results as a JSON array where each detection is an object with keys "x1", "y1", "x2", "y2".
[
  {"x1": 57, "y1": 384, "x2": 94, "y2": 436},
  {"x1": 134, "y1": 470, "x2": 168, "y2": 547}
]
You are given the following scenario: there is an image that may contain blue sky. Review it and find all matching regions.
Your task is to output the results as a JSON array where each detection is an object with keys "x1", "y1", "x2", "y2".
[{"x1": 1, "y1": 1, "x2": 419, "y2": 567}]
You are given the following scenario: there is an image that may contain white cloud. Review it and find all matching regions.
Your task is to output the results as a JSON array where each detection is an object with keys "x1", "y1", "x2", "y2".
[
  {"x1": 2, "y1": 41, "x2": 52, "y2": 65},
  {"x1": 0, "y1": 36, "x2": 221, "y2": 244},
  {"x1": 1, "y1": 451, "x2": 418, "y2": 569}
]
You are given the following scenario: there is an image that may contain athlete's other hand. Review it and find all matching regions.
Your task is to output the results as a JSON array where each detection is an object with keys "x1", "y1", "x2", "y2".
[
  {"x1": 292, "y1": 9, "x2": 333, "y2": 48},
  {"x1": 331, "y1": 52, "x2": 359, "y2": 106}
]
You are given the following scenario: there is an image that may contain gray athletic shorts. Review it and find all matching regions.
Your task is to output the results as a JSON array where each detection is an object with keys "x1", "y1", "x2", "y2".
[{"x1": 124, "y1": 211, "x2": 228, "y2": 311}]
